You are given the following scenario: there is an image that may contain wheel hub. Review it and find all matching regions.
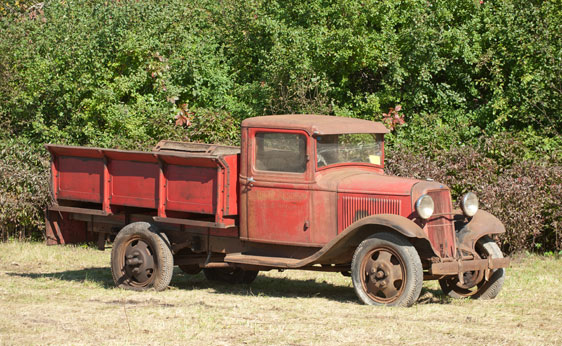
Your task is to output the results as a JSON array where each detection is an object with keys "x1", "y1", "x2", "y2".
[
  {"x1": 123, "y1": 239, "x2": 156, "y2": 285},
  {"x1": 361, "y1": 247, "x2": 406, "y2": 302}
]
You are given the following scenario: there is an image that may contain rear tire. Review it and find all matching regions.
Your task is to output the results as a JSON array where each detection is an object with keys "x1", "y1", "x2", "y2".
[
  {"x1": 203, "y1": 268, "x2": 259, "y2": 284},
  {"x1": 111, "y1": 222, "x2": 173, "y2": 291},
  {"x1": 351, "y1": 232, "x2": 423, "y2": 307},
  {"x1": 439, "y1": 236, "x2": 505, "y2": 299}
]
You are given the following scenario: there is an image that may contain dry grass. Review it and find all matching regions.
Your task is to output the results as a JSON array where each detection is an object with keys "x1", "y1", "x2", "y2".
[{"x1": 0, "y1": 242, "x2": 561, "y2": 345}]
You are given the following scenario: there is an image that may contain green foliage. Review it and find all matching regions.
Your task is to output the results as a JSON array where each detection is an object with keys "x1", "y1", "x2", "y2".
[
  {"x1": 0, "y1": 138, "x2": 49, "y2": 241},
  {"x1": 0, "y1": 0, "x2": 561, "y2": 249},
  {"x1": 1, "y1": 0, "x2": 561, "y2": 148}
]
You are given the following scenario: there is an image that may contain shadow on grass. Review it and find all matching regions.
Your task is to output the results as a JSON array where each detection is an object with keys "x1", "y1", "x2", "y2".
[
  {"x1": 8, "y1": 267, "x2": 451, "y2": 305},
  {"x1": 171, "y1": 269, "x2": 359, "y2": 303},
  {"x1": 8, "y1": 267, "x2": 356, "y2": 302},
  {"x1": 7, "y1": 267, "x2": 115, "y2": 289},
  {"x1": 418, "y1": 286, "x2": 451, "y2": 304}
]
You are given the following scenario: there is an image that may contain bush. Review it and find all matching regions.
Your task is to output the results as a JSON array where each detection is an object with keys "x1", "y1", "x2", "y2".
[
  {"x1": 386, "y1": 137, "x2": 562, "y2": 253},
  {"x1": 0, "y1": 138, "x2": 50, "y2": 241}
]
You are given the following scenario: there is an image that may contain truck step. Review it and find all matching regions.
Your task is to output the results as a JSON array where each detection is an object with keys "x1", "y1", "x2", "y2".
[{"x1": 224, "y1": 253, "x2": 303, "y2": 268}]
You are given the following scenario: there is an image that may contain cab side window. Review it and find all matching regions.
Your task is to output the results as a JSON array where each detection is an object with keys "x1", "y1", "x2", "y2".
[{"x1": 255, "y1": 132, "x2": 307, "y2": 173}]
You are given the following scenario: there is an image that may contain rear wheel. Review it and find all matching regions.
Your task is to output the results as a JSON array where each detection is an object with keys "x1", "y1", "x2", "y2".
[
  {"x1": 351, "y1": 232, "x2": 423, "y2": 307},
  {"x1": 439, "y1": 236, "x2": 505, "y2": 299},
  {"x1": 203, "y1": 268, "x2": 259, "y2": 284},
  {"x1": 111, "y1": 222, "x2": 173, "y2": 291}
]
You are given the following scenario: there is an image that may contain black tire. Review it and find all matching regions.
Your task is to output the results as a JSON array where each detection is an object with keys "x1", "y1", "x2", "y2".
[
  {"x1": 439, "y1": 236, "x2": 505, "y2": 299},
  {"x1": 351, "y1": 232, "x2": 423, "y2": 307},
  {"x1": 203, "y1": 268, "x2": 259, "y2": 284},
  {"x1": 178, "y1": 264, "x2": 202, "y2": 275},
  {"x1": 111, "y1": 222, "x2": 174, "y2": 291}
]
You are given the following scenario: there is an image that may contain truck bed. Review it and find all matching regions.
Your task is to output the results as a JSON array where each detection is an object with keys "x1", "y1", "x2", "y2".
[{"x1": 46, "y1": 141, "x2": 240, "y2": 228}]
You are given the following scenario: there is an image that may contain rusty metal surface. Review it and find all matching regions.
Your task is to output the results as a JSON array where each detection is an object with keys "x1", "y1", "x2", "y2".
[
  {"x1": 45, "y1": 210, "x2": 96, "y2": 245},
  {"x1": 154, "y1": 140, "x2": 240, "y2": 156},
  {"x1": 360, "y1": 246, "x2": 406, "y2": 304},
  {"x1": 430, "y1": 257, "x2": 510, "y2": 275},
  {"x1": 241, "y1": 114, "x2": 389, "y2": 135},
  {"x1": 227, "y1": 214, "x2": 435, "y2": 269},
  {"x1": 153, "y1": 216, "x2": 235, "y2": 229},
  {"x1": 49, "y1": 205, "x2": 108, "y2": 216},
  {"x1": 458, "y1": 210, "x2": 506, "y2": 249},
  {"x1": 424, "y1": 189, "x2": 456, "y2": 258},
  {"x1": 331, "y1": 171, "x2": 419, "y2": 196}
]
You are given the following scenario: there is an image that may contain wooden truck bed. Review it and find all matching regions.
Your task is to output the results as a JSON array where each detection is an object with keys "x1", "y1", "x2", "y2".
[{"x1": 45, "y1": 141, "x2": 240, "y2": 244}]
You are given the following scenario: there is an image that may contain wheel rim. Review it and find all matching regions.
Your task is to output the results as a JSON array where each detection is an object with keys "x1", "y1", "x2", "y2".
[
  {"x1": 119, "y1": 236, "x2": 157, "y2": 287},
  {"x1": 441, "y1": 242, "x2": 490, "y2": 297},
  {"x1": 360, "y1": 246, "x2": 406, "y2": 304}
]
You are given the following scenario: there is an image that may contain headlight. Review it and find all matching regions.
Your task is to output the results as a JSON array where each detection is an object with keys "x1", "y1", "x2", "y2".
[
  {"x1": 461, "y1": 192, "x2": 479, "y2": 217},
  {"x1": 415, "y1": 194, "x2": 434, "y2": 219}
]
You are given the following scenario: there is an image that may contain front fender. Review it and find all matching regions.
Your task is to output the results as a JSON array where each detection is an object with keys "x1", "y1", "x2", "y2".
[
  {"x1": 456, "y1": 210, "x2": 505, "y2": 254},
  {"x1": 303, "y1": 214, "x2": 436, "y2": 265}
]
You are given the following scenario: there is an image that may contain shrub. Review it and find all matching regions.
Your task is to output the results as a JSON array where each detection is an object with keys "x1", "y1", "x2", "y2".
[
  {"x1": 386, "y1": 137, "x2": 562, "y2": 253},
  {"x1": 0, "y1": 138, "x2": 50, "y2": 241}
]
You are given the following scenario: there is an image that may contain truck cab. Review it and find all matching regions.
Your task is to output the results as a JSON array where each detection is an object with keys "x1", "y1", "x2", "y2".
[{"x1": 45, "y1": 114, "x2": 509, "y2": 307}]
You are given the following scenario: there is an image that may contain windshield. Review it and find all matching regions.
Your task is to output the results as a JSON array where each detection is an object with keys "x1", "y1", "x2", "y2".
[{"x1": 316, "y1": 133, "x2": 383, "y2": 168}]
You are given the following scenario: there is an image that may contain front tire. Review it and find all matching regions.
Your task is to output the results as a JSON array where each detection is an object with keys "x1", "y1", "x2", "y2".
[
  {"x1": 351, "y1": 232, "x2": 423, "y2": 307},
  {"x1": 111, "y1": 222, "x2": 173, "y2": 291},
  {"x1": 439, "y1": 236, "x2": 505, "y2": 299}
]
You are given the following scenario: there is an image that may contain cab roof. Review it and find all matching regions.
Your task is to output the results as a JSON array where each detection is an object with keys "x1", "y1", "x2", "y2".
[{"x1": 241, "y1": 114, "x2": 389, "y2": 135}]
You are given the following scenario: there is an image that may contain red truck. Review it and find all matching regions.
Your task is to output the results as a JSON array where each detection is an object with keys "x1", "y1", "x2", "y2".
[{"x1": 45, "y1": 114, "x2": 509, "y2": 307}]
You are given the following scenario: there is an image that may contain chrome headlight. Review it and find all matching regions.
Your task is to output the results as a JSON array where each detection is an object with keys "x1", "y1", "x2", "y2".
[
  {"x1": 461, "y1": 192, "x2": 479, "y2": 217},
  {"x1": 415, "y1": 194, "x2": 434, "y2": 219}
]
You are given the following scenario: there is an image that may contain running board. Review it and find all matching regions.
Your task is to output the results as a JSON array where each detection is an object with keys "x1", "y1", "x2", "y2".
[{"x1": 224, "y1": 253, "x2": 303, "y2": 268}]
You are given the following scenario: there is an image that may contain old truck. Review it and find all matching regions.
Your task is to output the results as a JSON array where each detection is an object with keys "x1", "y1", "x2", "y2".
[{"x1": 45, "y1": 114, "x2": 509, "y2": 307}]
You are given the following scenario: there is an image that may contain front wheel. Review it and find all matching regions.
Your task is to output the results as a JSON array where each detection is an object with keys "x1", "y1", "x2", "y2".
[
  {"x1": 351, "y1": 232, "x2": 423, "y2": 307},
  {"x1": 111, "y1": 222, "x2": 174, "y2": 291},
  {"x1": 439, "y1": 236, "x2": 505, "y2": 299}
]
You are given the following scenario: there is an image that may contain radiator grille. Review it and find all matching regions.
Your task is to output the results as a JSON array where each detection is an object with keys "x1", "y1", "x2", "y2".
[
  {"x1": 425, "y1": 189, "x2": 455, "y2": 258},
  {"x1": 340, "y1": 195, "x2": 401, "y2": 231}
]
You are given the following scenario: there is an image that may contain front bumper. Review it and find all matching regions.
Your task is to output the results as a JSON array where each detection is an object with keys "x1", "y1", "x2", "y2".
[{"x1": 430, "y1": 257, "x2": 510, "y2": 275}]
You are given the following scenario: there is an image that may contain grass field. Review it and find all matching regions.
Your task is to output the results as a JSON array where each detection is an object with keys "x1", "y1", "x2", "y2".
[{"x1": 0, "y1": 242, "x2": 561, "y2": 345}]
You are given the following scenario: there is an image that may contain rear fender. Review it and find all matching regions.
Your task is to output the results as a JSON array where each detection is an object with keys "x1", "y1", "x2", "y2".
[
  {"x1": 456, "y1": 210, "x2": 505, "y2": 255},
  {"x1": 310, "y1": 214, "x2": 437, "y2": 265}
]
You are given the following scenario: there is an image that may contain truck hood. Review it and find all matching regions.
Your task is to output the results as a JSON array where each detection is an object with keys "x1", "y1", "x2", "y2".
[{"x1": 316, "y1": 169, "x2": 421, "y2": 196}]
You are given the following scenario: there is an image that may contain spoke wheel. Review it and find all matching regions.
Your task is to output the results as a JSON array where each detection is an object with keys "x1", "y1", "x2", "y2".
[
  {"x1": 111, "y1": 222, "x2": 173, "y2": 291},
  {"x1": 439, "y1": 236, "x2": 505, "y2": 299},
  {"x1": 360, "y1": 247, "x2": 406, "y2": 304},
  {"x1": 352, "y1": 232, "x2": 422, "y2": 307}
]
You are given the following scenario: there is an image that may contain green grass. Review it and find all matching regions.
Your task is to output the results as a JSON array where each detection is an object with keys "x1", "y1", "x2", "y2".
[{"x1": 0, "y1": 242, "x2": 561, "y2": 345}]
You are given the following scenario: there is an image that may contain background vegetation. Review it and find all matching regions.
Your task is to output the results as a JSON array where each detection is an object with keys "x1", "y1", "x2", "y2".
[{"x1": 1, "y1": 0, "x2": 560, "y2": 252}]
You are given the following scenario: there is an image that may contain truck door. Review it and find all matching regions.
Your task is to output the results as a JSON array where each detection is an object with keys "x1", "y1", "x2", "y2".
[{"x1": 243, "y1": 128, "x2": 312, "y2": 245}]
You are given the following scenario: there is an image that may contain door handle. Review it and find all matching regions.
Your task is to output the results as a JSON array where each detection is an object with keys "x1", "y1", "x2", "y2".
[{"x1": 247, "y1": 176, "x2": 255, "y2": 187}]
